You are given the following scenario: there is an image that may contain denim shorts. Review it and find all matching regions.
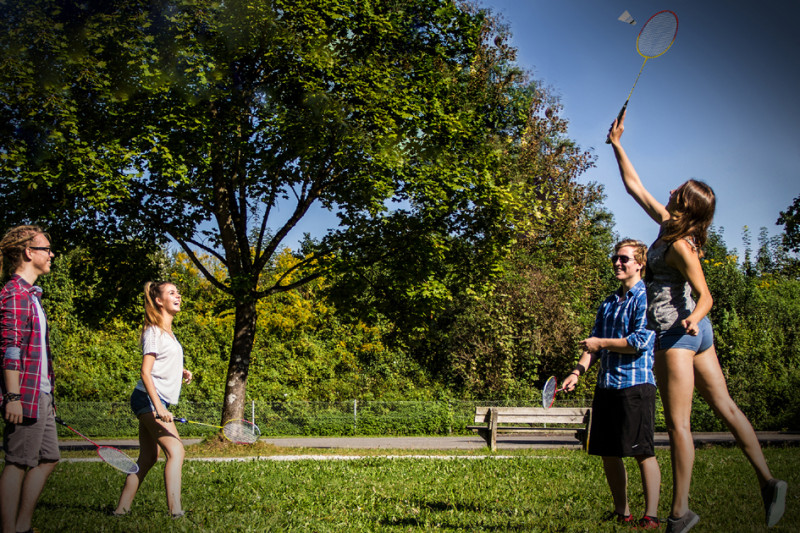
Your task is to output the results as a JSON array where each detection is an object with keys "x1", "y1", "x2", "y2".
[
  {"x1": 655, "y1": 316, "x2": 714, "y2": 353},
  {"x1": 130, "y1": 387, "x2": 169, "y2": 416}
]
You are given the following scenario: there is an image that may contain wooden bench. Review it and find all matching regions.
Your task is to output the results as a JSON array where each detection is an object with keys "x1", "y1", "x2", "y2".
[{"x1": 467, "y1": 406, "x2": 592, "y2": 452}]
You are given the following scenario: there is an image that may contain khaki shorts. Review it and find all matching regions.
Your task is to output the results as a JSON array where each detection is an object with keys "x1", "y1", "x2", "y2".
[{"x1": 3, "y1": 393, "x2": 60, "y2": 468}]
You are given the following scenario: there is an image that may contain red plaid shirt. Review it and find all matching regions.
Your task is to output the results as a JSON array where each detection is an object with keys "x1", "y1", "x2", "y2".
[{"x1": 0, "y1": 274, "x2": 54, "y2": 418}]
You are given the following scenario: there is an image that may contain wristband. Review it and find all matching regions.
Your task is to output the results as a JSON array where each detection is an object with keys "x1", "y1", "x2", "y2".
[
  {"x1": 3, "y1": 392, "x2": 21, "y2": 403},
  {"x1": 573, "y1": 363, "x2": 586, "y2": 376}
]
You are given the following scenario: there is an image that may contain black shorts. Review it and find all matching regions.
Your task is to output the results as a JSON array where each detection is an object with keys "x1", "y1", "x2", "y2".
[{"x1": 588, "y1": 383, "x2": 656, "y2": 458}]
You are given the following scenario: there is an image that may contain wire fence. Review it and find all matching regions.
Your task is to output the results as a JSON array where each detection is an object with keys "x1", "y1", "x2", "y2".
[{"x1": 41, "y1": 398, "x2": 592, "y2": 439}]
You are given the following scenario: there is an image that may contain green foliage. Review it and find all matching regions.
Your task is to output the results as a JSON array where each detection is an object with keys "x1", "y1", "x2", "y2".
[
  {"x1": 702, "y1": 230, "x2": 800, "y2": 431},
  {"x1": 778, "y1": 194, "x2": 800, "y2": 254},
  {"x1": 2, "y1": 0, "x2": 593, "y2": 421}
]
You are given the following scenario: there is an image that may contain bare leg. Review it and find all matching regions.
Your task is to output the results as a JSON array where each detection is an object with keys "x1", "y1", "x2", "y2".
[
  {"x1": 693, "y1": 345, "x2": 772, "y2": 486},
  {"x1": 636, "y1": 455, "x2": 661, "y2": 518},
  {"x1": 654, "y1": 348, "x2": 695, "y2": 518},
  {"x1": 159, "y1": 427, "x2": 185, "y2": 515},
  {"x1": 602, "y1": 456, "x2": 629, "y2": 516},
  {"x1": 14, "y1": 461, "x2": 57, "y2": 532},
  {"x1": 1, "y1": 464, "x2": 25, "y2": 533},
  {"x1": 115, "y1": 414, "x2": 161, "y2": 514}
]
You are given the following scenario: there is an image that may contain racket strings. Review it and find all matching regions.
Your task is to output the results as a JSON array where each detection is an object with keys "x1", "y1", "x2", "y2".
[
  {"x1": 98, "y1": 446, "x2": 139, "y2": 474},
  {"x1": 542, "y1": 377, "x2": 557, "y2": 408},
  {"x1": 637, "y1": 12, "x2": 678, "y2": 58},
  {"x1": 223, "y1": 421, "x2": 261, "y2": 444}
]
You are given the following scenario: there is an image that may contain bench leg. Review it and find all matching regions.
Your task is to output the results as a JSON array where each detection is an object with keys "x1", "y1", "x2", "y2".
[{"x1": 489, "y1": 408, "x2": 498, "y2": 452}]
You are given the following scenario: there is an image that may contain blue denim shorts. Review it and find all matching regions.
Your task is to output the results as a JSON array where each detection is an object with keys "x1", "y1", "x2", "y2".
[
  {"x1": 129, "y1": 388, "x2": 169, "y2": 416},
  {"x1": 655, "y1": 316, "x2": 714, "y2": 353}
]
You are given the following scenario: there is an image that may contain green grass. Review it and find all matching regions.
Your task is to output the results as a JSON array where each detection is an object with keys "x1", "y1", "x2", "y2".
[{"x1": 32, "y1": 447, "x2": 800, "y2": 532}]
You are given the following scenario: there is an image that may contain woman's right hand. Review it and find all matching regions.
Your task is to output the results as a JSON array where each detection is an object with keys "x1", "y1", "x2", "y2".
[
  {"x1": 607, "y1": 110, "x2": 626, "y2": 145},
  {"x1": 156, "y1": 408, "x2": 173, "y2": 423}
]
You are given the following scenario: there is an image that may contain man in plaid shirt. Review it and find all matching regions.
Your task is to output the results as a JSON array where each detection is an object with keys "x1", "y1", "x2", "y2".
[
  {"x1": 561, "y1": 239, "x2": 661, "y2": 529},
  {"x1": 0, "y1": 226, "x2": 58, "y2": 533}
]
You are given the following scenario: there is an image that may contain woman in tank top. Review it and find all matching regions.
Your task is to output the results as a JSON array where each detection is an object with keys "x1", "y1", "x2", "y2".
[{"x1": 608, "y1": 111, "x2": 786, "y2": 532}]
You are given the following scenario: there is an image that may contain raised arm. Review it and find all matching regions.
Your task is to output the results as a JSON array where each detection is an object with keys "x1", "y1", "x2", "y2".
[{"x1": 608, "y1": 112, "x2": 670, "y2": 225}]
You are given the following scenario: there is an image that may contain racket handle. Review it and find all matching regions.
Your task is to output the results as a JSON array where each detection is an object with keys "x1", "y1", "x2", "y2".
[
  {"x1": 155, "y1": 414, "x2": 187, "y2": 423},
  {"x1": 605, "y1": 102, "x2": 628, "y2": 144}
]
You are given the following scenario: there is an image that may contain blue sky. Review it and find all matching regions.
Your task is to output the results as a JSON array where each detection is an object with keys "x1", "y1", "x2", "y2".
[
  {"x1": 284, "y1": 0, "x2": 799, "y2": 258},
  {"x1": 482, "y1": 0, "x2": 800, "y2": 256}
]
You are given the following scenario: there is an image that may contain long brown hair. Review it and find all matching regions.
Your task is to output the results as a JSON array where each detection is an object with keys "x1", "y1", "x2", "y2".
[
  {"x1": 141, "y1": 281, "x2": 174, "y2": 341},
  {"x1": 0, "y1": 225, "x2": 49, "y2": 278},
  {"x1": 661, "y1": 179, "x2": 716, "y2": 252}
]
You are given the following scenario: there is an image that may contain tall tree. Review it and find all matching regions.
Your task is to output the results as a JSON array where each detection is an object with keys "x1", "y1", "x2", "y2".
[
  {"x1": 778, "y1": 195, "x2": 800, "y2": 254},
  {"x1": 2, "y1": 0, "x2": 587, "y2": 420}
]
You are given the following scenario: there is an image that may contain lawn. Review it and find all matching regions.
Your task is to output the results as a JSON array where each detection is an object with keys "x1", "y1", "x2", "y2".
[{"x1": 32, "y1": 445, "x2": 800, "y2": 532}]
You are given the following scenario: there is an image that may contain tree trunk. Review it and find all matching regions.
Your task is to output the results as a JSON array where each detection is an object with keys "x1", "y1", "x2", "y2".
[{"x1": 221, "y1": 298, "x2": 258, "y2": 423}]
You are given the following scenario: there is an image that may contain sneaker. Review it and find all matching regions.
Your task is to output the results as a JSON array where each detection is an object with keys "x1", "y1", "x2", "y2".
[
  {"x1": 637, "y1": 515, "x2": 661, "y2": 529},
  {"x1": 602, "y1": 510, "x2": 634, "y2": 523},
  {"x1": 761, "y1": 478, "x2": 787, "y2": 527},
  {"x1": 665, "y1": 510, "x2": 699, "y2": 533}
]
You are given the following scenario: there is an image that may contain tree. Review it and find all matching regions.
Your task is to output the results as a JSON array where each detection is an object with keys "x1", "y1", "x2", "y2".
[
  {"x1": 1, "y1": 0, "x2": 583, "y2": 420},
  {"x1": 778, "y1": 195, "x2": 800, "y2": 254}
]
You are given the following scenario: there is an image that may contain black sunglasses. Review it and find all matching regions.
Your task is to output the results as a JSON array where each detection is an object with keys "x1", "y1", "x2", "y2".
[
  {"x1": 28, "y1": 246, "x2": 52, "y2": 253},
  {"x1": 610, "y1": 254, "x2": 635, "y2": 264}
]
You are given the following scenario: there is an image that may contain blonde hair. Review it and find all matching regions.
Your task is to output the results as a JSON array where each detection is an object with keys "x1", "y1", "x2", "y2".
[
  {"x1": 0, "y1": 225, "x2": 49, "y2": 277},
  {"x1": 141, "y1": 281, "x2": 174, "y2": 341},
  {"x1": 615, "y1": 238, "x2": 648, "y2": 267}
]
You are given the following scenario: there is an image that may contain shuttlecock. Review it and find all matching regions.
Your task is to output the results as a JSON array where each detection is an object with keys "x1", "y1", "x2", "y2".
[{"x1": 618, "y1": 10, "x2": 636, "y2": 25}]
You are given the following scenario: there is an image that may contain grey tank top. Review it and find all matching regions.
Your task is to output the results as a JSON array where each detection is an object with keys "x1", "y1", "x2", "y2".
[{"x1": 645, "y1": 238, "x2": 696, "y2": 331}]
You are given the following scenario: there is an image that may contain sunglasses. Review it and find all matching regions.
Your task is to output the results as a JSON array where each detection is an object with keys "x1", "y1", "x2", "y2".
[{"x1": 611, "y1": 254, "x2": 635, "y2": 264}]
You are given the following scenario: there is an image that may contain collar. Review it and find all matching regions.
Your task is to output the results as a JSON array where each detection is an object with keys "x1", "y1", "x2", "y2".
[
  {"x1": 10, "y1": 274, "x2": 42, "y2": 298},
  {"x1": 618, "y1": 279, "x2": 646, "y2": 300}
]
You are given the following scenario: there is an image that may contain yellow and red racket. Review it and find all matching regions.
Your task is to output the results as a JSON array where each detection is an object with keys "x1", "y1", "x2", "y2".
[{"x1": 606, "y1": 10, "x2": 678, "y2": 143}]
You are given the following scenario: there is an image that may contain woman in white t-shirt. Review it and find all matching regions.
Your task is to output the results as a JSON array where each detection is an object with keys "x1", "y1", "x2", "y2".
[{"x1": 114, "y1": 281, "x2": 192, "y2": 517}]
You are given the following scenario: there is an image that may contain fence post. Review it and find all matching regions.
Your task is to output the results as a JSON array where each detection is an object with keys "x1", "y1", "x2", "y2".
[
  {"x1": 448, "y1": 400, "x2": 453, "y2": 435},
  {"x1": 251, "y1": 400, "x2": 255, "y2": 425}
]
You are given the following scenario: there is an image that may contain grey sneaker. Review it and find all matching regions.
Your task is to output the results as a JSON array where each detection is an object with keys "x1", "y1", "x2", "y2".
[
  {"x1": 762, "y1": 478, "x2": 787, "y2": 527},
  {"x1": 665, "y1": 510, "x2": 699, "y2": 533}
]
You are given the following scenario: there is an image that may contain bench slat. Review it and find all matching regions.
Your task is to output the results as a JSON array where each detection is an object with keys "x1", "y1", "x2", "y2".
[{"x1": 475, "y1": 407, "x2": 588, "y2": 416}]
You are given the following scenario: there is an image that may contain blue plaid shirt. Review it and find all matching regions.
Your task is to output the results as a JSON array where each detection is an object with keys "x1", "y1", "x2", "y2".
[{"x1": 592, "y1": 280, "x2": 655, "y2": 389}]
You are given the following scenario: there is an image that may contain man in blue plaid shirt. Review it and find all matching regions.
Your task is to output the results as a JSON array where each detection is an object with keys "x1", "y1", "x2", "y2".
[
  {"x1": 0, "y1": 226, "x2": 59, "y2": 533},
  {"x1": 562, "y1": 239, "x2": 661, "y2": 529}
]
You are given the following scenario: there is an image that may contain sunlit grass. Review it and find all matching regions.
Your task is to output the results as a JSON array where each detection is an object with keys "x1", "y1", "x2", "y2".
[{"x1": 34, "y1": 446, "x2": 799, "y2": 532}]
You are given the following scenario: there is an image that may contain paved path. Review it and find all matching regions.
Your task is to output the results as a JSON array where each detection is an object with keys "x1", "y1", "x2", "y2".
[{"x1": 61, "y1": 431, "x2": 800, "y2": 452}]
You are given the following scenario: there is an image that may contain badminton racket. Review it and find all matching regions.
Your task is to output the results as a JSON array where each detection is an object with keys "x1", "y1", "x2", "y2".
[
  {"x1": 606, "y1": 10, "x2": 678, "y2": 143},
  {"x1": 541, "y1": 376, "x2": 567, "y2": 409},
  {"x1": 165, "y1": 417, "x2": 261, "y2": 444},
  {"x1": 55, "y1": 417, "x2": 139, "y2": 474}
]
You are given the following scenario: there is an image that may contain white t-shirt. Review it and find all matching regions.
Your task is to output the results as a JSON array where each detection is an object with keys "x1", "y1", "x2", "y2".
[
  {"x1": 31, "y1": 296, "x2": 51, "y2": 394},
  {"x1": 134, "y1": 325, "x2": 184, "y2": 404}
]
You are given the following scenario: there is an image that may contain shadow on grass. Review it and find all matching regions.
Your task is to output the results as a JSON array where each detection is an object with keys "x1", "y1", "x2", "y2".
[{"x1": 378, "y1": 498, "x2": 543, "y2": 531}]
